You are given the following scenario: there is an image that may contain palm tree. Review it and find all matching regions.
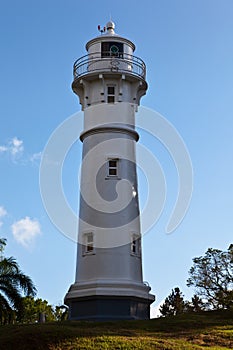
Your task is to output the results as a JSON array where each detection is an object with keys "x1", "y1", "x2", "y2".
[{"x1": 0, "y1": 238, "x2": 37, "y2": 324}]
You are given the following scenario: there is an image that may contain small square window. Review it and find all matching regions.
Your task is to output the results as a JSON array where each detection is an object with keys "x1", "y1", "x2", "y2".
[
  {"x1": 131, "y1": 234, "x2": 141, "y2": 256},
  {"x1": 83, "y1": 232, "x2": 94, "y2": 255},
  {"x1": 107, "y1": 86, "x2": 115, "y2": 103},
  {"x1": 107, "y1": 159, "x2": 118, "y2": 177}
]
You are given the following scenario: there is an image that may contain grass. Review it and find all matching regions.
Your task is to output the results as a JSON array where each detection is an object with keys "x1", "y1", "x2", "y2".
[{"x1": 0, "y1": 310, "x2": 232, "y2": 349}]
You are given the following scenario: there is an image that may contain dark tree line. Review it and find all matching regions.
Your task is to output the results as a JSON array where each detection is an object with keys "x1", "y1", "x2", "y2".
[
  {"x1": 159, "y1": 288, "x2": 204, "y2": 316},
  {"x1": 0, "y1": 239, "x2": 67, "y2": 324},
  {"x1": 160, "y1": 245, "x2": 233, "y2": 317},
  {"x1": 0, "y1": 238, "x2": 36, "y2": 324}
]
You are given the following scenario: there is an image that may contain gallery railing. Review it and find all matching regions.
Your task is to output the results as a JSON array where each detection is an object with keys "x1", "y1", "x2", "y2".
[{"x1": 73, "y1": 52, "x2": 146, "y2": 80}]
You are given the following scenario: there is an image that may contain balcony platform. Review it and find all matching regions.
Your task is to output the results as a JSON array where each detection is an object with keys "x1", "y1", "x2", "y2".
[{"x1": 73, "y1": 52, "x2": 146, "y2": 81}]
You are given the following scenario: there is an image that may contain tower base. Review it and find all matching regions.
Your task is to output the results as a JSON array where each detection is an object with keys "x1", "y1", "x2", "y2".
[
  {"x1": 64, "y1": 280, "x2": 155, "y2": 320},
  {"x1": 65, "y1": 295, "x2": 153, "y2": 320}
]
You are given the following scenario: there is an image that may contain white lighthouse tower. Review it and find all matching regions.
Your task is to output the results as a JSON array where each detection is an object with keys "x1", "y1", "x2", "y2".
[{"x1": 64, "y1": 21, "x2": 155, "y2": 320}]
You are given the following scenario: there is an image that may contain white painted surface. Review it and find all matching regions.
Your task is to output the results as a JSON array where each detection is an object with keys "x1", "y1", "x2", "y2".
[{"x1": 65, "y1": 22, "x2": 155, "y2": 307}]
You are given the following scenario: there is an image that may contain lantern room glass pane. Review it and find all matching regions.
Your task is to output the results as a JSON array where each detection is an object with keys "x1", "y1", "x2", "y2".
[{"x1": 101, "y1": 42, "x2": 123, "y2": 58}]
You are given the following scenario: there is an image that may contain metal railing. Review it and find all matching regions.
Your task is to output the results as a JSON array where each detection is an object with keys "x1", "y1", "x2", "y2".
[{"x1": 73, "y1": 52, "x2": 146, "y2": 80}]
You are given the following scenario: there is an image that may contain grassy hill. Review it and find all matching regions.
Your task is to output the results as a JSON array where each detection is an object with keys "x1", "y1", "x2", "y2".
[{"x1": 0, "y1": 310, "x2": 232, "y2": 349}]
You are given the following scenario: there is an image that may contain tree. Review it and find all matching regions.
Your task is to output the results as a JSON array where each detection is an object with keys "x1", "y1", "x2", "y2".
[
  {"x1": 20, "y1": 297, "x2": 57, "y2": 323},
  {"x1": 54, "y1": 305, "x2": 69, "y2": 321},
  {"x1": 188, "y1": 295, "x2": 205, "y2": 312},
  {"x1": 0, "y1": 239, "x2": 37, "y2": 324},
  {"x1": 187, "y1": 245, "x2": 233, "y2": 310},
  {"x1": 160, "y1": 287, "x2": 186, "y2": 317},
  {"x1": 19, "y1": 297, "x2": 69, "y2": 323},
  {"x1": 0, "y1": 238, "x2": 6, "y2": 257}
]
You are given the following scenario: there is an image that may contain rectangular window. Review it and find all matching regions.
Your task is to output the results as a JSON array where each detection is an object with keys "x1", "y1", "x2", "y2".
[
  {"x1": 131, "y1": 234, "x2": 141, "y2": 256},
  {"x1": 83, "y1": 232, "x2": 94, "y2": 255},
  {"x1": 108, "y1": 159, "x2": 118, "y2": 177},
  {"x1": 107, "y1": 86, "x2": 115, "y2": 103}
]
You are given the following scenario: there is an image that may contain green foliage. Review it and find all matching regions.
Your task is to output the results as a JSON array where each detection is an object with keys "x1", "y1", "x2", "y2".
[
  {"x1": 0, "y1": 238, "x2": 37, "y2": 324},
  {"x1": 187, "y1": 245, "x2": 233, "y2": 309},
  {"x1": 20, "y1": 297, "x2": 68, "y2": 323},
  {"x1": 54, "y1": 305, "x2": 69, "y2": 321},
  {"x1": 0, "y1": 238, "x2": 6, "y2": 256},
  {"x1": 160, "y1": 287, "x2": 186, "y2": 316},
  {"x1": 20, "y1": 297, "x2": 56, "y2": 323},
  {"x1": 0, "y1": 238, "x2": 68, "y2": 324},
  {"x1": 190, "y1": 294, "x2": 205, "y2": 312}
]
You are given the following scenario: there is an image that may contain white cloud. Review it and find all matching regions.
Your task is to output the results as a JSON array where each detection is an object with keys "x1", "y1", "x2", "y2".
[
  {"x1": 0, "y1": 206, "x2": 7, "y2": 228},
  {"x1": 0, "y1": 137, "x2": 24, "y2": 161},
  {"x1": 0, "y1": 146, "x2": 8, "y2": 153},
  {"x1": 10, "y1": 137, "x2": 24, "y2": 156},
  {"x1": 11, "y1": 216, "x2": 41, "y2": 248},
  {"x1": 0, "y1": 137, "x2": 42, "y2": 165},
  {"x1": 0, "y1": 206, "x2": 7, "y2": 218}
]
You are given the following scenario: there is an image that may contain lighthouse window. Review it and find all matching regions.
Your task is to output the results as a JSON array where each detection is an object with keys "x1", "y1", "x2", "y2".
[
  {"x1": 83, "y1": 232, "x2": 94, "y2": 255},
  {"x1": 107, "y1": 86, "x2": 115, "y2": 103},
  {"x1": 108, "y1": 159, "x2": 118, "y2": 177},
  {"x1": 101, "y1": 42, "x2": 123, "y2": 58},
  {"x1": 131, "y1": 234, "x2": 141, "y2": 256}
]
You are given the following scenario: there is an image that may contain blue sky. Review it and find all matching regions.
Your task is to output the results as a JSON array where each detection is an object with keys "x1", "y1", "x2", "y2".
[{"x1": 0, "y1": 0, "x2": 233, "y2": 316}]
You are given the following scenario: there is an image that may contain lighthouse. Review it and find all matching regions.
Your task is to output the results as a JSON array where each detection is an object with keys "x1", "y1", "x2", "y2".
[{"x1": 64, "y1": 21, "x2": 155, "y2": 320}]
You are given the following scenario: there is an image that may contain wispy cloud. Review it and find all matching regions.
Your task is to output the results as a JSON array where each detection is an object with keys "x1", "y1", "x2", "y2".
[
  {"x1": 11, "y1": 216, "x2": 41, "y2": 248},
  {"x1": 30, "y1": 151, "x2": 42, "y2": 165},
  {"x1": 10, "y1": 137, "x2": 24, "y2": 156},
  {"x1": 0, "y1": 206, "x2": 7, "y2": 228},
  {"x1": 0, "y1": 146, "x2": 8, "y2": 153},
  {"x1": 0, "y1": 137, "x2": 42, "y2": 165},
  {"x1": 0, "y1": 137, "x2": 24, "y2": 161}
]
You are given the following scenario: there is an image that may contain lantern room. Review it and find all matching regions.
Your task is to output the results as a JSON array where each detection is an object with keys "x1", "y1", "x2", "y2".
[{"x1": 72, "y1": 21, "x2": 147, "y2": 110}]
